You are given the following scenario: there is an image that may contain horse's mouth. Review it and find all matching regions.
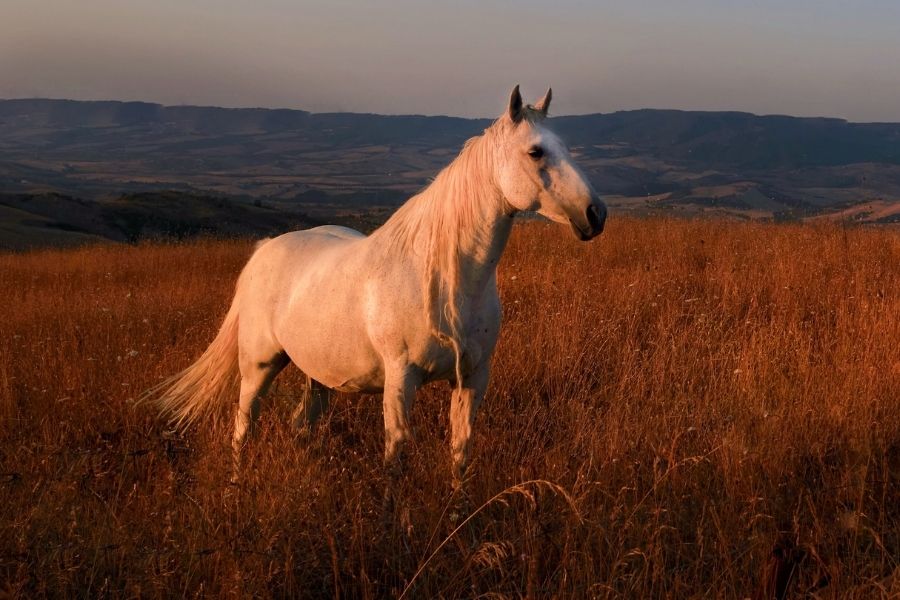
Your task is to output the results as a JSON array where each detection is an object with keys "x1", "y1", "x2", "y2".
[
  {"x1": 569, "y1": 219, "x2": 593, "y2": 241},
  {"x1": 569, "y1": 218, "x2": 603, "y2": 241},
  {"x1": 568, "y1": 201, "x2": 606, "y2": 241}
]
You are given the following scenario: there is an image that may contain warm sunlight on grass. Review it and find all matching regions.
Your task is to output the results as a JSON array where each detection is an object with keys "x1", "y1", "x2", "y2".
[{"x1": 1, "y1": 218, "x2": 898, "y2": 597}]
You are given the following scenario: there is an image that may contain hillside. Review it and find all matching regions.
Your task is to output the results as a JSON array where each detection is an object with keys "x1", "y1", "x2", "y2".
[
  {"x1": 0, "y1": 192, "x2": 326, "y2": 250},
  {"x1": 1, "y1": 98, "x2": 900, "y2": 226}
]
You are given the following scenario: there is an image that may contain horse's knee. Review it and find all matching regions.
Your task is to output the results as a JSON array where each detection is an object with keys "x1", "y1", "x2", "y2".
[
  {"x1": 381, "y1": 361, "x2": 419, "y2": 469},
  {"x1": 384, "y1": 426, "x2": 413, "y2": 465},
  {"x1": 451, "y1": 439, "x2": 472, "y2": 486},
  {"x1": 232, "y1": 406, "x2": 255, "y2": 457},
  {"x1": 449, "y1": 376, "x2": 486, "y2": 487},
  {"x1": 234, "y1": 387, "x2": 261, "y2": 436},
  {"x1": 230, "y1": 408, "x2": 253, "y2": 483}
]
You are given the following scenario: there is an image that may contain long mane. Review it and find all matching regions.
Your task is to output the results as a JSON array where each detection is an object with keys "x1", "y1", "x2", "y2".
[{"x1": 370, "y1": 119, "x2": 509, "y2": 382}]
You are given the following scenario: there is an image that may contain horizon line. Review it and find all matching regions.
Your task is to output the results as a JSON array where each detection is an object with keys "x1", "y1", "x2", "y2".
[{"x1": 2, "y1": 96, "x2": 895, "y2": 125}]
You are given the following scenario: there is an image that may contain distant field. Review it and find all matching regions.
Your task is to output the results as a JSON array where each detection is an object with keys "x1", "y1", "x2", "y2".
[{"x1": 1, "y1": 218, "x2": 898, "y2": 597}]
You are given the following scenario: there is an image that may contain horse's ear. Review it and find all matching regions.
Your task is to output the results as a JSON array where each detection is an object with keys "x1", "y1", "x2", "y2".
[
  {"x1": 534, "y1": 87, "x2": 552, "y2": 116},
  {"x1": 508, "y1": 84, "x2": 524, "y2": 123}
]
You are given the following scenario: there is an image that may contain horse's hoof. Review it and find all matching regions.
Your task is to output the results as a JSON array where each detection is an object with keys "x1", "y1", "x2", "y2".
[
  {"x1": 450, "y1": 486, "x2": 473, "y2": 520},
  {"x1": 400, "y1": 505, "x2": 414, "y2": 538}
]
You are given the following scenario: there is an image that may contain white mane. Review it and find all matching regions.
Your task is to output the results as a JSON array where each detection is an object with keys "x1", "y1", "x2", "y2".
[{"x1": 370, "y1": 119, "x2": 511, "y2": 382}]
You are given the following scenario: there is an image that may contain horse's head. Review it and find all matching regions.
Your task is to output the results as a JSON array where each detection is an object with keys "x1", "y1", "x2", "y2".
[{"x1": 493, "y1": 85, "x2": 606, "y2": 241}]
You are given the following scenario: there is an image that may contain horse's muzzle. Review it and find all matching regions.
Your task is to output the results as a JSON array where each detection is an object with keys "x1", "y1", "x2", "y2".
[{"x1": 569, "y1": 198, "x2": 607, "y2": 241}]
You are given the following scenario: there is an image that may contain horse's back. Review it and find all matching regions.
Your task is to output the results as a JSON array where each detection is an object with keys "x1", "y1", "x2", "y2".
[
  {"x1": 310, "y1": 225, "x2": 366, "y2": 240},
  {"x1": 243, "y1": 226, "x2": 371, "y2": 314},
  {"x1": 250, "y1": 226, "x2": 366, "y2": 270},
  {"x1": 255, "y1": 225, "x2": 364, "y2": 253}
]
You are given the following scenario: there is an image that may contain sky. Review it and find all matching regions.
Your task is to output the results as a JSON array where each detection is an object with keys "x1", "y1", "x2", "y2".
[{"x1": 2, "y1": 0, "x2": 899, "y2": 121}]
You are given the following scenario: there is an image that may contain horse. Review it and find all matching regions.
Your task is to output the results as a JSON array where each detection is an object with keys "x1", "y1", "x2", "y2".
[{"x1": 148, "y1": 86, "x2": 606, "y2": 486}]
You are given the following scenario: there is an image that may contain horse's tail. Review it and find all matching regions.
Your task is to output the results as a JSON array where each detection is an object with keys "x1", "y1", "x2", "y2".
[
  {"x1": 144, "y1": 293, "x2": 240, "y2": 430},
  {"x1": 141, "y1": 244, "x2": 272, "y2": 430}
]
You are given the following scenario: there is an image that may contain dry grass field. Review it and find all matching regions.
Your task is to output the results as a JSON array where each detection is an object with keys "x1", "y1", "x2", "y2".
[{"x1": 1, "y1": 217, "x2": 898, "y2": 598}]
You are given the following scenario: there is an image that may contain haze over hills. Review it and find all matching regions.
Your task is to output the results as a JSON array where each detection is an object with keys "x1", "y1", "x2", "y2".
[{"x1": 1, "y1": 97, "x2": 899, "y2": 248}]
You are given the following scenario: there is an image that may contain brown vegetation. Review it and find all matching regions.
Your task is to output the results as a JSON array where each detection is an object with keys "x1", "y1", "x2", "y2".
[{"x1": 1, "y1": 218, "x2": 898, "y2": 597}]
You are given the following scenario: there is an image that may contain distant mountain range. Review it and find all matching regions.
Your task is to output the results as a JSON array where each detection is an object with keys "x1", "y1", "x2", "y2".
[{"x1": 1, "y1": 98, "x2": 899, "y2": 245}]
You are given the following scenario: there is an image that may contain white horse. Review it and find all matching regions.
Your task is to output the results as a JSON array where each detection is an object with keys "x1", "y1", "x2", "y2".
[{"x1": 150, "y1": 86, "x2": 606, "y2": 485}]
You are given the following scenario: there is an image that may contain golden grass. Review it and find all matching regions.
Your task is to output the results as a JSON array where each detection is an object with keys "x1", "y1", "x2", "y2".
[{"x1": 0, "y1": 218, "x2": 898, "y2": 598}]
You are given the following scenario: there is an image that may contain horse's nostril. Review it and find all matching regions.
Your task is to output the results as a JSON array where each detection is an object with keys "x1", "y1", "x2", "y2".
[{"x1": 586, "y1": 203, "x2": 606, "y2": 233}]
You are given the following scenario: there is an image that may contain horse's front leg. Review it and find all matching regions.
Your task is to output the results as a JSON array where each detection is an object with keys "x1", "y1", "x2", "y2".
[
  {"x1": 382, "y1": 362, "x2": 418, "y2": 470},
  {"x1": 449, "y1": 362, "x2": 489, "y2": 489},
  {"x1": 380, "y1": 362, "x2": 420, "y2": 535}
]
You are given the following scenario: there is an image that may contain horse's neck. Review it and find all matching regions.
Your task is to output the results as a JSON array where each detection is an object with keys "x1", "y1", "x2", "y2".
[
  {"x1": 455, "y1": 202, "x2": 514, "y2": 296},
  {"x1": 436, "y1": 137, "x2": 513, "y2": 297},
  {"x1": 373, "y1": 131, "x2": 515, "y2": 303}
]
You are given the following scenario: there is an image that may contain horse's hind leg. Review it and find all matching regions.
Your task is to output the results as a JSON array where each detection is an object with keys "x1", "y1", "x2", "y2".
[
  {"x1": 231, "y1": 349, "x2": 289, "y2": 480},
  {"x1": 291, "y1": 375, "x2": 330, "y2": 431}
]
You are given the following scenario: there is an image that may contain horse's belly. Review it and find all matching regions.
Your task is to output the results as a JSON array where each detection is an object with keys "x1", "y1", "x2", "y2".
[
  {"x1": 277, "y1": 289, "x2": 385, "y2": 393},
  {"x1": 259, "y1": 230, "x2": 387, "y2": 392},
  {"x1": 280, "y1": 318, "x2": 385, "y2": 392},
  {"x1": 332, "y1": 374, "x2": 385, "y2": 394},
  {"x1": 289, "y1": 345, "x2": 385, "y2": 393}
]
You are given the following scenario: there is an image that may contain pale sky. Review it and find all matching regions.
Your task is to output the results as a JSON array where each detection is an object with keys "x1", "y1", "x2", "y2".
[{"x1": 2, "y1": 0, "x2": 899, "y2": 121}]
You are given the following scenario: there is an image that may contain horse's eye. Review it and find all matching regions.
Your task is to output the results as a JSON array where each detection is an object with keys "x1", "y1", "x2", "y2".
[{"x1": 527, "y1": 146, "x2": 544, "y2": 160}]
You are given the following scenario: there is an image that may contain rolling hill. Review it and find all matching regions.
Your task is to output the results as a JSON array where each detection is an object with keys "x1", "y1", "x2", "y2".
[
  {"x1": 1, "y1": 98, "x2": 899, "y2": 248},
  {"x1": 0, "y1": 191, "x2": 326, "y2": 250}
]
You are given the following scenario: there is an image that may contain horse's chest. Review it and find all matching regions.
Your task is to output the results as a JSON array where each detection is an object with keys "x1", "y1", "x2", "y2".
[{"x1": 416, "y1": 303, "x2": 499, "y2": 383}]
